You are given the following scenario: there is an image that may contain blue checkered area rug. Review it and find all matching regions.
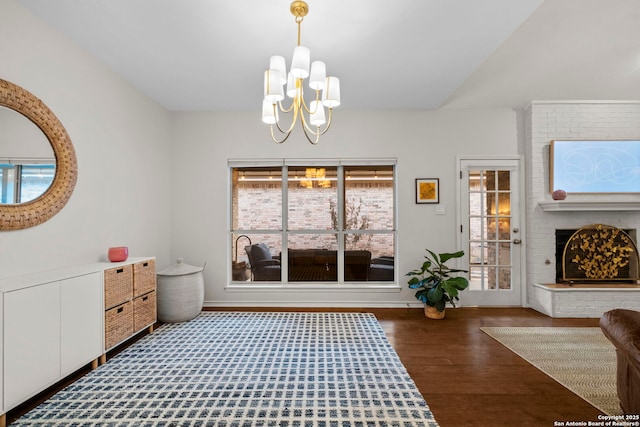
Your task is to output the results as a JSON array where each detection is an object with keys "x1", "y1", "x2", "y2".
[{"x1": 14, "y1": 312, "x2": 439, "y2": 426}]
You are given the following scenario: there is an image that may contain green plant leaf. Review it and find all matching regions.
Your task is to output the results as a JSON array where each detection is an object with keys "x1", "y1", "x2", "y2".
[
  {"x1": 448, "y1": 276, "x2": 469, "y2": 290},
  {"x1": 427, "y1": 287, "x2": 443, "y2": 304},
  {"x1": 415, "y1": 289, "x2": 428, "y2": 303},
  {"x1": 406, "y1": 269, "x2": 423, "y2": 276},
  {"x1": 407, "y1": 277, "x2": 420, "y2": 285},
  {"x1": 441, "y1": 281, "x2": 459, "y2": 299},
  {"x1": 447, "y1": 267, "x2": 469, "y2": 274},
  {"x1": 439, "y1": 250, "x2": 464, "y2": 264},
  {"x1": 425, "y1": 249, "x2": 439, "y2": 263}
]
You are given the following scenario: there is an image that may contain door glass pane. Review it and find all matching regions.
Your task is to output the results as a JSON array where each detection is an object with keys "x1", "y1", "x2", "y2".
[
  {"x1": 498, "y1": 267, "x2": 512, "y2": 290},
  {"x1": 488, "y1": 267, "x2": 498, "y2": 289},
  {"x1": 469, "y1": 266, "x2": 483, "y2": 290},
  {"x1": 498, "y1": 218, "x2": 511, "y2": 240},
  {"x1": 485, "y1": 170, "x2": 496, "y2": 190},
  {"x1": 469, "y1": 217, "x2": 484, "y2": 240},
  {"x1": 497, "y1": 170, "x2": 510, "y2": 190},
  {"x1": 469, "y1": 192, "x2": 483, "y2": 216},
  {"x1": 469, "y1": 170, "x2": 482, "y2": 190},
  {"x1": 469, "y1": 242, "x2": 484, "y2": 265},
  {"x1": 288, "y1": 167, "x2": 337, "y2": 231},
  {"x1": 486, "y1": 218, "x2": 497, "y2": 240},
  {"x1": 232, "y1": 167, "x2": 282, "y2": 230},
  {"x1": 498, "y1": 242, "x2": 512, "y2": 276},
  {"x1": 498, "y1": 193, "x2": 510, "y2": 215},
  {"x1": 486, "y1": 242, "x2": 497, "y2": 265}
]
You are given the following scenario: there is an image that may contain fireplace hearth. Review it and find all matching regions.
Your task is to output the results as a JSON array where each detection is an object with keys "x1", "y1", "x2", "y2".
[{"x1": 555, "y1": 224, "x2": 639, "y2": 284}]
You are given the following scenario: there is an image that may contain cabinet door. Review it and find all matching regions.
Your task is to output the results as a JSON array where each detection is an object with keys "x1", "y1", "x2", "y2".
[
  {"x1": 4, "y1": 283, "x2": 61, "y2": 409},
  {"x1": 61, "y1": 273, "x2": 103, "y2": 376}
]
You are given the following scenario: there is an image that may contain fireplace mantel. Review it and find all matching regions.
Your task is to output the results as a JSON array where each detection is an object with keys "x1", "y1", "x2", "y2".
[{"x1": 539, "y1": 200, "x2": 640, "y2": 212}]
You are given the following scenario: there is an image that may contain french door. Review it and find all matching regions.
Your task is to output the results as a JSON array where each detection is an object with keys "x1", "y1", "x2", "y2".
[{"x1": 458, "y1": 157, "x2": 524, "y2": 306}]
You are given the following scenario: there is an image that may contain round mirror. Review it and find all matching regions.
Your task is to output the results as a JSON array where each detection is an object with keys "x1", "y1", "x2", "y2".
[
  {"x1": 0, "y1": 105, "x2": 56, "y2": 204},
  {"x1": 0, "y1": 79, "x2": 77, "y2": 231}
]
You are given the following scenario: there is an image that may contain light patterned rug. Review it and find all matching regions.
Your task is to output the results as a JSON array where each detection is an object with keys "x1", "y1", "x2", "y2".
[
  {"x1": 481, "y1": 327, "x2": 622, "y2": 416},
  {"x1": 14, "y1": 312, "x2": 439, "y2": 426}
]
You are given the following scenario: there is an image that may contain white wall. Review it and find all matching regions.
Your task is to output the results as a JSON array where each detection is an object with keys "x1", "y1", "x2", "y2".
[
  {"x1": 170, "y1": 109, "x2": 521, "y2": 306},
  {"x1": 0, "y1": 1, "x2": 523, "y2": 307},
  {"x1": 0, "y1": 0, "x2": 172, "y2": 278}
]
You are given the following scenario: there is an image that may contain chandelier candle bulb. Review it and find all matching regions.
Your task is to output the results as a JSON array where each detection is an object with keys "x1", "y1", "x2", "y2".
[
  {"x1": 322, "y1": 76, "x2": 340, "y2": 107},
  {"x1": 269, "y1": 56, "x2": 287, "y2": 85},
  {"x1": 261, "y1": 100, "x2": 278, "y2": 124},
  {"x1": 309, "y1": 100, "x2": 326, "y2": 126},
  {"x1": 264, "y1": 70, "x2": 284, "y2": 102},
  {"x1": 291, "y1": 46, "x2": 310, "y2": 78},
  {"x1": 286, "y1": 72, "x2": 297, "y2": 98},
  {"x1": 309, "y1": 61, "x2": 326, "y2": 90}
]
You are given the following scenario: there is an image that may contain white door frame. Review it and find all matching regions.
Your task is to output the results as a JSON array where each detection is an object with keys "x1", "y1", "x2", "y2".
[{"x1": 456, "y1": 155, "x2": 527, "y2": 307}]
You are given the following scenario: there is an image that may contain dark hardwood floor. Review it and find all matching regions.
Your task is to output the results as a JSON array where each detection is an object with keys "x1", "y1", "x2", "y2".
[
  {"x1": 371, "y1": 307, "x2": 604, "y2": 427},
  {"x1": 7, "y1": 307, "x2": 606, "y2": 427}
]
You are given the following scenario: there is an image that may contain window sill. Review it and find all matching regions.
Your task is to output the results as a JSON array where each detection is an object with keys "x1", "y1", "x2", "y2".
[
  {"x1": 226, "y1": 282, "x2": 401, "y2": 292},
  {"x1": 538, "y1": 200, "x2": 640, "y2": 212}
]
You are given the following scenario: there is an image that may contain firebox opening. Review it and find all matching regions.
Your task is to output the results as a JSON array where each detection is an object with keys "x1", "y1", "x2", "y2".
[{"x1": 555, "y1": 225, "x2": 638, "y2": 284}]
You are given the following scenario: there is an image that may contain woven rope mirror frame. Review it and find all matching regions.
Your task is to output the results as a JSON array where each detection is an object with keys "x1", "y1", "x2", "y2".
[{"x1": 0, "y1": 78, "x2": 77, "y2": 231}]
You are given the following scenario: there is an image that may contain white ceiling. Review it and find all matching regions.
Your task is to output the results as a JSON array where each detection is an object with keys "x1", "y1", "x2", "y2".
[{"x1": 17, "y1": 0, "x2": 640, "y2": 112}]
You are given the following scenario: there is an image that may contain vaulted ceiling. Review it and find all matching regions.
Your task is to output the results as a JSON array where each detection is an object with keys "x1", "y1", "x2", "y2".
[{"x1": 18, "y1": 0, "x2": 640, "y2": 111}]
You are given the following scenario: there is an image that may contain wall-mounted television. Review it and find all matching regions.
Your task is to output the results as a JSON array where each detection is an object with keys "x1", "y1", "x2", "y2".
[{"x1": 550, "y1": 140, "x2": 640, "y2": 193}]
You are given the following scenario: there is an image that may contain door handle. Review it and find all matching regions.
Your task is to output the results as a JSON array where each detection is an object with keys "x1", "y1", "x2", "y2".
[{"x1": 513, "y1": 239, "x2": 522, "y2": 245}]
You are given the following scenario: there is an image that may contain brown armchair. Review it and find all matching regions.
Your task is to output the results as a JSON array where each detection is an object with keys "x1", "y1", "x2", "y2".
[{"x1": 599, "y1": 309, "x2": 640, "y2": 415}]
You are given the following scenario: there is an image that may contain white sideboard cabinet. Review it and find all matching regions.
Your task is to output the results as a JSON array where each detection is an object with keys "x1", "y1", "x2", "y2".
[{"x1": 0, "y1": 257, "x2": 155, "y2": 427}]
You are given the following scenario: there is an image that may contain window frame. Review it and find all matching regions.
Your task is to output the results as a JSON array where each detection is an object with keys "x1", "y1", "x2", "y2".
[{"x1": 228, "y1": 158, "x2": 398, "y2": 289}]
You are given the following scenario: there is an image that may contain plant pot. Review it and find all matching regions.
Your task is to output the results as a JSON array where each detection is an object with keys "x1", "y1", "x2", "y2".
[
  {"x1": 232, "y1": 261, "x2": 248, "y2": 281},
  {"x1": 424, "y1": 305, "x2": 445, "y2": 319}
]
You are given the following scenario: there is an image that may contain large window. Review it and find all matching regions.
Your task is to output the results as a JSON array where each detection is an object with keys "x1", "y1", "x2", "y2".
[{"x1": 230, "y1": 161, "x2": 396, "y2": 284}]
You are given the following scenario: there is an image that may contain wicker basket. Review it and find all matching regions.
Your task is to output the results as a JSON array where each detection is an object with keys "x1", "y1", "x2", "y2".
[
  {"x1": 133, "y1": 291, "x2": 157, "y2": 332},
  {"x1": 156, "y1": 259, "x2": 205, "y2": 323},
  {"x1": 105, "y1": 301, "x2": 133, "y2": 349},
  {"x1": 133, "y1": 259, "x2": 156, "y2": 297},
  {"x1": 104, "y1": 265, "x2": 133, "y2": 309}
]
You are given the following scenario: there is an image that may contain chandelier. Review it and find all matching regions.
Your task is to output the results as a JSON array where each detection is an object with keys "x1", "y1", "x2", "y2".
[
  {"x1": 262, "y1": 1, "x2": 340, "y2": 145},
  {"x1": 299, "y1": 168, "x2": 331, "y2": 188}
]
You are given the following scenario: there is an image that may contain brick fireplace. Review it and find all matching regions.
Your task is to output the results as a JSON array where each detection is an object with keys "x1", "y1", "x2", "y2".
[{"x1": 524, "y1": 101, "x2": 640, "y2": 317}]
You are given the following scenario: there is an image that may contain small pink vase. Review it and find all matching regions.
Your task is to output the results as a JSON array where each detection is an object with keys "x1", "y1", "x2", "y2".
[
  {"x1": 552, "y1": 189, "x2": 567, "y2": 200},
  {"x1": 108, "y1": 246, "x2": 129, "y2": 262}
]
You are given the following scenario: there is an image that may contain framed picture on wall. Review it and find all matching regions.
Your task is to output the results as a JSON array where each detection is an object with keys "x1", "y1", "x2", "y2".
[{"x1": 416, "y1": 178, "x2": 439, "y2": 204}]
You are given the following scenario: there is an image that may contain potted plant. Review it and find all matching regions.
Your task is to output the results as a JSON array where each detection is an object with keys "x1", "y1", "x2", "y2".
[{"x1": 406, "y1": 249, "x2": 469, "y2": 319}]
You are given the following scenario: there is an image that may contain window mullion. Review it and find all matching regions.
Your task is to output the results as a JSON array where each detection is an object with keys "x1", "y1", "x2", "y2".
[
  {"x1": 282, "y1": 165, "x2": 289, "y2": 282},
  {"x1": 337, "y1": 166, "x2": 345, "y2": 281},
  {"x1": 15, "y1": 164, "x2": 22, "y2": 203}
]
